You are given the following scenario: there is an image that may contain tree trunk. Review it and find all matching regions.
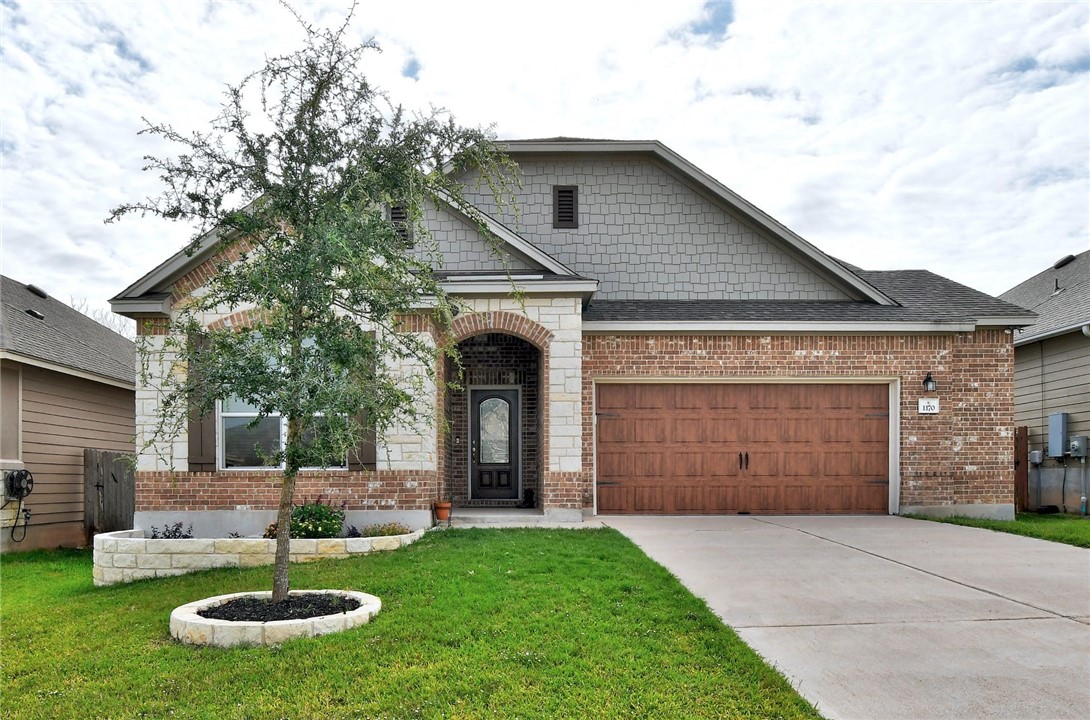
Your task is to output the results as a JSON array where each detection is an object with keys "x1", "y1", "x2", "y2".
[{"x1": 272, "y1": 467, "x2": 297, "y2": 602}]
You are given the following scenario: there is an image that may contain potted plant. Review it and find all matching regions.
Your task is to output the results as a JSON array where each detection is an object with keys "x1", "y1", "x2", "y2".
[{"x1": 433, "y1": 500, "x2": 452, "y2": 523}]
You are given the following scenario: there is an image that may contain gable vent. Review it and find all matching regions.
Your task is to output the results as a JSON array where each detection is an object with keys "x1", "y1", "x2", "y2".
[
  {"x1": 389, "y1": 205, "x2": 412, "y2": 245},
  {"x1": 553, "y1": 186, "x2": 578, "y2": 229}
]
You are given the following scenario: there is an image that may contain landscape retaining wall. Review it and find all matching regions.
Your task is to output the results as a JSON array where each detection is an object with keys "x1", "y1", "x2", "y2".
[{"x1": 93, "y1": 528, "x2": 426, "y2": 586}]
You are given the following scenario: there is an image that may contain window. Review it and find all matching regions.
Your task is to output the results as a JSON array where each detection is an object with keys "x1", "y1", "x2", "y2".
[
  {"x1": 389, "y1": 204, "x2": 412, "y2": 246},
  {"x1": 552, "y1": 185, "x2": 578, "y2": 228},
  {"x1": 219, "y1": 397, "x2": 347, "y2": 470}
]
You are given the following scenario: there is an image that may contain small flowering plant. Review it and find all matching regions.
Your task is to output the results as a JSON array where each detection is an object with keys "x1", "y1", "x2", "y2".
[{"x1": 264, "y1": 496, "x2": 346, "y2": 539}]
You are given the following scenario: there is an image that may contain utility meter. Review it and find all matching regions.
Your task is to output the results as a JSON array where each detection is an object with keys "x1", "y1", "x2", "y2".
[{"x1": 1070, "y1": 436, "x2": 1089, "y2": 459}]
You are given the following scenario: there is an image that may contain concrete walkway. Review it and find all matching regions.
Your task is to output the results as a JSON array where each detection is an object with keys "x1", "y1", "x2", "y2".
[{"x1": 603, "y1": 515, "x2": 1090, "y2": 720}]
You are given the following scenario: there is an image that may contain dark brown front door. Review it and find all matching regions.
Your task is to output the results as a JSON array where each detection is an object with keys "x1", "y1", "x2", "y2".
[
  {"x1": 596, "y1": 383, "x2": 890, "y2": 515},
  {"x1": 471, "y1": 388, "x2": 519, "y2": 500}
]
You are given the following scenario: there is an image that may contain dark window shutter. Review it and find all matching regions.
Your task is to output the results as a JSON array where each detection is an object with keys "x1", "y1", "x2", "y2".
[
  {"x1": 348, "y1": 408, "x2": 377, "y2": 470},
  {"x1": 553, "y1": 186, "x2": 578, "y2": 228},
  {"x1": 390, "y1": 205, "x2": 412, "y2": 246},
  {"x1": 186, "y1": 335, "x2": 217, "y2": 471}
]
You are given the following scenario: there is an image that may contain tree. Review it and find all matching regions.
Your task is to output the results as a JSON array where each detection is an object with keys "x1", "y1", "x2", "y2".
[
  {"x1": 107, "y1": 4, "x2": 517, "y2": 601},
  {"x1": 68, "y1": 297, "x2": 137, "y2": 339}
]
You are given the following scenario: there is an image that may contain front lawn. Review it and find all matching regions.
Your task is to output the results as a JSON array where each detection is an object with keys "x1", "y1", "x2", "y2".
[
  {"x1": 912, "y1": 513, "x2": 1090, "y2": 548},
  {"x1": 1, "y1": 529, "x2": 819, "y2": 719}
]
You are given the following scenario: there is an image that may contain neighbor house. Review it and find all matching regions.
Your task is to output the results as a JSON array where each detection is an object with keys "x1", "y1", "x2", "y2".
[
  {"x1": 1, "y1": 276, "x2": 136, "y2": 551},
  {"x1": 111, "y1": 138, "x2": 1035, "y2": 534},
  {"x1": 999, "y1": 250, "x2": 1089, "y2": 510}
]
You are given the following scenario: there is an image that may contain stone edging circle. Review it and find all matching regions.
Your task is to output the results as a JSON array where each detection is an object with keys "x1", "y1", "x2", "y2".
[{"x1": 170, "y1": 589, "x2": 381, "y2": 647}]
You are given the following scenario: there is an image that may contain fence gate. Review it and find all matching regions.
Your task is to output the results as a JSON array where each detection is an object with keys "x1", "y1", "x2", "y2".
[
  {"x1": 1014, "y1": 426, "x2": 1029, "y2": 512},
  {"x1": 84, "y1": 449, "x2": 135, "y2": 536}
]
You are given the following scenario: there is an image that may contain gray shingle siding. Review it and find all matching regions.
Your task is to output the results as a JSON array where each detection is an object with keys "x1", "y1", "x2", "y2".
[
  {"x1": 462, "y1": 156, "x2": 853, "y2": 301},
  {"x1": 419, "y1": 201, "x2": 535, "y2": 272}
]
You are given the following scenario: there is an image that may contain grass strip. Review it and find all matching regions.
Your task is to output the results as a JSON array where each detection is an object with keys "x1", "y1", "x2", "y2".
[{"x1": 909, "y1": 512, "x2": 1090, "y2": 548}]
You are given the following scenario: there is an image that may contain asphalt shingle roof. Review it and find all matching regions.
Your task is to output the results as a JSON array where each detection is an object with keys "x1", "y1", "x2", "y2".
[
  {"x1": 1, "y1": 275, "x2": 135, "y2": 385},
  {"x1": 583, "y1": 270, "x2": 1036, "y2": 324},
  {"x1": 998, "y1": 251, "x2": 1089, "y2": 344}
]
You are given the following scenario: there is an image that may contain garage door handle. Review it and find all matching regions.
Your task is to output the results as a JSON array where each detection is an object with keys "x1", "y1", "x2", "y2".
[
  {"x1": 738, "y1": 452, "x2": 743, "y2": 469},
  {"x1": 745, "y1": 452, "x2": 749, "y2": 469}
]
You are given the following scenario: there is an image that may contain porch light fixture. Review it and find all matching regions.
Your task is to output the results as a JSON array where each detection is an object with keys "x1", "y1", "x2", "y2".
[{"x1": 922, "y1": 372, "x2": 937, "y2": 393}]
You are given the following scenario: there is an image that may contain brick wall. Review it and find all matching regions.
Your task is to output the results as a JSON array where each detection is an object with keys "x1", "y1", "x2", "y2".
[
  {"x1": 582, "y1": 330, "x2": 1016, "y2": 511},
  {"x1": 135, "y1": 469, "x2": 438, "y2": 512}
]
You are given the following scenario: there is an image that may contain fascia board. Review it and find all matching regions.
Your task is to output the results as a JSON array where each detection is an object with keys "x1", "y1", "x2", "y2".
[
  {"x1": 1013, "y1": 320, "x2": 1090, "y2": 346},
  {"x1": 972, "y1": 316, "x2": 1038, "y2": 328},
  {"x1": 0, "y1": 350, "x2": 135, "y2": 390},
  {"x1": 111, "y1": 226, "x2": 226, "y2": 301},
  {"x1": 502, "y1": 139, "x2": 896, "y2": 306},
  {"x1": 581, "y1": 321, "x2": 976, "y2": 333},
  {"x1": 110, "y1": 294, "x2": 172, "y2": 318}
]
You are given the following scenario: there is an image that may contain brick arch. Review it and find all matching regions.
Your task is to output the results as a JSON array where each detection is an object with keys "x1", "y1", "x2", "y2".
[{"x1": 450, "y1": 311, "x2": 553, "y2": 350}]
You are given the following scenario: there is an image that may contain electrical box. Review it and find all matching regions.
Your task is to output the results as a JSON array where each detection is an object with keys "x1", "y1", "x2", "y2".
[
  {"x1": 1048, "y1": 413, "x2": 1069, "y2": 457},
  {"x1": 1028, "y1": 449, "x2": 1043, "y2": 465},
  {"x1": 1070, "y1": 436, "x2": 1089, "y2": 458}
]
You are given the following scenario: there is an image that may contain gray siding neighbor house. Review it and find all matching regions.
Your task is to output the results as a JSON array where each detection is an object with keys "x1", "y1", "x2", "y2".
[
  {"x1": 1, "y1": 276, "x2": 135, "y2": 551},
  {"x1": 1000, "y1": 250, "x2": 1090, "y2": 511},
  {"x1": 112, "y1": 138, "x2": 1036, "y2": 533}
]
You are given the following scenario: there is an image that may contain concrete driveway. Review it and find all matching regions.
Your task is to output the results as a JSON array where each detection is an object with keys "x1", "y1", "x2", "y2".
[{"x1": 603, "y1": 515, "x2": 1090, "y2": 720}]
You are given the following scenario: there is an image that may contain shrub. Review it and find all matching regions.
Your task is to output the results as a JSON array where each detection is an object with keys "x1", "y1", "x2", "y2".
[
  {"x1": 149, "y1": 522, "x2": 193, "y2": 539},
  {"x1": 263, "y1": 497, "x2": 346, "y2": 539},
  {"x1": 349, "y1": 522, "x2": 411, "y2": 537}
]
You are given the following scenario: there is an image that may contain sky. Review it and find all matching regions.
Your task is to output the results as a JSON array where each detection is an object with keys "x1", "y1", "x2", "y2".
[{"x1": 2, "y1": 0, "x2": 1088, "y2": 321}]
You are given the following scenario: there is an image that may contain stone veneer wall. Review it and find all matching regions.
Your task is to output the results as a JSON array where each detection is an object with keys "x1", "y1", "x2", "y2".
[
  {"x1": 582, "y1": 330, "x2": 1016, "y2": 513},
  {"x1": 93, "y1": 528, "x2": 425, "y2": 586}
]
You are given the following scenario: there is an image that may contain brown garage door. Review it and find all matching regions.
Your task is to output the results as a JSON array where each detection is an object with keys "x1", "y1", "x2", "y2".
[{"x1": 596, "y1": 383, "x2": 889, "y2": 515}]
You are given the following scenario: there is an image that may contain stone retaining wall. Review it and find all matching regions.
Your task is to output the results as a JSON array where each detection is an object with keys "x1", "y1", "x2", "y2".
[{"x1": 93, "y1": 528, "x2": 426, "y2": 586}]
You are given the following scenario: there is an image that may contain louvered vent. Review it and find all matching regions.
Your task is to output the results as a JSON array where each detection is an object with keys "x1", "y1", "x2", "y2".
[
  {"x1": 389, "y1": 205, "x2": 412, "y2": 245},
  {"x1": 553, "y1": 186, "x2": 578, "y2": 228}
]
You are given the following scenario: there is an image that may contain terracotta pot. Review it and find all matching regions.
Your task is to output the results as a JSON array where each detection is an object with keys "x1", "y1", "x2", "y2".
[{"x1": 433, "y1": 501, "x2": 452, "y2": 522}]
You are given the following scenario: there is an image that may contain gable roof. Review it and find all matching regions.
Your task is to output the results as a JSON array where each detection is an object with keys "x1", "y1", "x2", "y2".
[
  {"x1": 999, "y1": 250, "x2": 1089, "y2": 345},
  {"x1": 583, "y1": 270, "x2": 1035, "y2": 331},
  {"x1": 500, "y1": 138, "x2": 896, "y2": 306},
  {"x1": 1, "y1": 275, "x2": 135, "y2": 388}
]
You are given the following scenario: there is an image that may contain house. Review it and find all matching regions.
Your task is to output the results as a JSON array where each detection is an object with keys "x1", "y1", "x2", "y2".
[
  {"x1": 1, "y1": 276, "x2": 136, "y2": 551},
  {"x1": 999, "y1": 250, "x2": 1089, "y2": 510},
  {"x1": 110, "y1": 138, "x2": 1035, "y2": 534}
]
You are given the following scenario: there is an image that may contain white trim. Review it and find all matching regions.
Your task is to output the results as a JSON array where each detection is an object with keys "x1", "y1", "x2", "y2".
[
  {"x1": 973, "y1": 316, "x2": 1038, "y2": 328},
  {"x1": 110, "y1": 294, "x2": 172, "y2": 317},
  {"x1": 440, "y1": 280, "x2": 599, "y2": 295},
  {"x1": 467, "y1": 385, "x2": 521, "y2": 502},
  {"x1": 589, "y1": 376, "x2": 900, "y2": 516},
  {"x1": 581, "y1": 321, "x2": 975, "y2": 333},
  {"x1": 0, "y1": 351, "x2": 134, "y2": 390}
]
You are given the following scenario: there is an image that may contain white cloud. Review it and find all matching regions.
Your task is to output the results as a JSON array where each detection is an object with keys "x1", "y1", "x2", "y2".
[{"x1": 1, "y1": 0, "x2": 1086, "y2": 316}]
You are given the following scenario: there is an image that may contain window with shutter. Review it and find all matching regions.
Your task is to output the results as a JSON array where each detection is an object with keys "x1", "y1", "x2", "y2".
[
  {"x1": 389, "y1": 205, "x2": 412, "y2": 246},
  {"x1": 553, "y1": 186, "x2": 578, "y2": 228}
]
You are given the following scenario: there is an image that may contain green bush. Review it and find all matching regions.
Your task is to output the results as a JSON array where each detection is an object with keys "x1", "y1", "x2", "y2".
[
  {"x1": 263, "y1": 497, "x2": 346, "y2": 539},
  {"x1": 348, "y1": 522, "x2": 411, "y2": 537}
]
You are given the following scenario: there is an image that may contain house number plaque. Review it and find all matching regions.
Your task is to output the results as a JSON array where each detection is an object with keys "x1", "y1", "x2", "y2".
[{"x1": 918, "y1": 398, "x2": 940, "y2": 414}]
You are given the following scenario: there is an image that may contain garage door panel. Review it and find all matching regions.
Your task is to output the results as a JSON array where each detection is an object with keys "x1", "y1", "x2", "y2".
[
  {"x1": 633, "y1": 453, "x2": 663, "y2": 478},
  {"x1": 596, "y1": 383, "x2": 890, "y2": 515},
  {"x1": 634, "y1": 419, "x2": 665, "y2": 443},
  {"x1": 674, "y1": 452, "x2": 705, "y2": 476}
]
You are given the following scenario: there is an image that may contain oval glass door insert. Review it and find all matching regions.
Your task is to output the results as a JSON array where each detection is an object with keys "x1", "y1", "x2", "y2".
[{"x1": 479, "y1": 397, "x2": 510, "y2": 464}]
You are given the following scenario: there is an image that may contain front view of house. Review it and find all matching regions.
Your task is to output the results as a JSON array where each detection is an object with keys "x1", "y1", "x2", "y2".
[{"x1": 112, "y1": 139, "x2": 1035, "y2": 533}]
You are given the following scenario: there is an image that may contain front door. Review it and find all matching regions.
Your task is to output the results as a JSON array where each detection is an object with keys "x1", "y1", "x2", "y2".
[{"x1": 470, "y1": 388, "x2": 519, "y2": 500}]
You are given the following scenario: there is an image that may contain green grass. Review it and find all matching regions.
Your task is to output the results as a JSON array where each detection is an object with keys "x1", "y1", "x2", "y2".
[
  {"x1": 1, "y1": 529, "x2": 819, "y2": 719},
  {"x1": 912, "y1": 512, "x2": 1090, "y2": 548}
]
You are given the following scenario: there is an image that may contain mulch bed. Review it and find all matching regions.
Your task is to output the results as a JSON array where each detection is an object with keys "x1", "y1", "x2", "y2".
[{"x1": 198, "y1": 594, "x2": 361, "y2": 622}]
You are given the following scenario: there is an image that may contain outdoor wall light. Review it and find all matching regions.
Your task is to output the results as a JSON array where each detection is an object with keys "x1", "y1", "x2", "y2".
[{"x1": 923, "y1": 372, "x2": 937, "y2": 393}]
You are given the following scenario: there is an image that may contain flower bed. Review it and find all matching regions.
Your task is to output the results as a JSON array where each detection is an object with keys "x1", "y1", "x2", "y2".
[
  {"x1": 170, "y1": 589, "x2": 381, "y2": 647},
  {"x1": 93, "y1": 528, "x2": 426, "y2": 586}
]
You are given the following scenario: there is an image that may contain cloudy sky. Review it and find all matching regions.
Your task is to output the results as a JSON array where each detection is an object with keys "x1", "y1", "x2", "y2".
[{"x1": 2, "y1": 0, "x2": 1087, "y2": 320}]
